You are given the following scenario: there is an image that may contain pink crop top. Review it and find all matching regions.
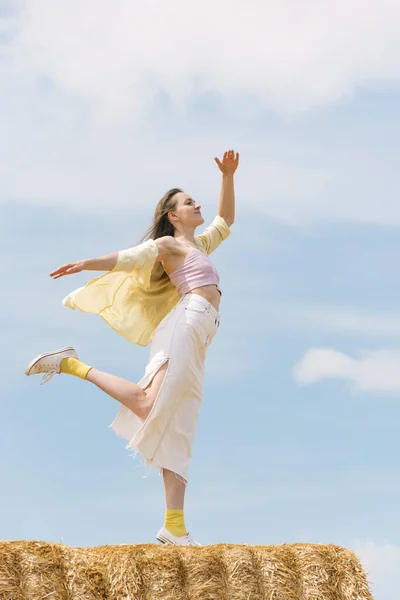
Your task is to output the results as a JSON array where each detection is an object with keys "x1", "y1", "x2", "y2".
[{"x1": 168, "y1": 246, "x2": 221, "y2": 296}]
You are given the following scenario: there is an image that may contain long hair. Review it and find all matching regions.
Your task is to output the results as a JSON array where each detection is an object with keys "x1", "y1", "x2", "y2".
[
  {"x1": 138, "y1": 188, "x2": 183, "y2": 243},
  {"x1": 137, "y1": 188, "x2": 183, "y2": 284}
]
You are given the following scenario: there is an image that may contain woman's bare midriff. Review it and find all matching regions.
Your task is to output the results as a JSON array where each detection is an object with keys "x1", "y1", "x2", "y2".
[{"x1": 187, "y1": 285, "x2": 221, "y2": 312}]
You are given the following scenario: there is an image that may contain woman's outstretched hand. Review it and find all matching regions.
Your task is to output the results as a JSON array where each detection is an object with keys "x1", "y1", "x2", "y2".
[
  {"x1": 214, "y1": 149, "x2": 239, "y2": 176},
  {"x1": 50, "y1": 261, "x2": 85, "y2": 279}
]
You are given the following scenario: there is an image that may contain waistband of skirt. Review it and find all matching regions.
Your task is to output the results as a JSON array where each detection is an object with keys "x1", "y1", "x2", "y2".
[{"x1": 180, "y1": 293, "x2": 220, "y2": 318}]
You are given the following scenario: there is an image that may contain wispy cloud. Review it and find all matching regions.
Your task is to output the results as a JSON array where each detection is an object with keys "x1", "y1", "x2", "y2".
[
  {"x1": 0, "y1": 1, "x2": 400, "y2": 226},
  {"x1": 293, "y1": 347, "x2": 400, "y2": 393},
  {"x1": 259, "y1": 304, "x2": 400, "y2": 338},
  {"x1": 4, "y1": 0, "x2": 400, "y2": 117}
]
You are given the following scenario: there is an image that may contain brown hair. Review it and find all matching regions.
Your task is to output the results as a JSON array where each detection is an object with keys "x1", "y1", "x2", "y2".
[{"x1": 138, "y1": 188, "x2": 183, "y2": 243}]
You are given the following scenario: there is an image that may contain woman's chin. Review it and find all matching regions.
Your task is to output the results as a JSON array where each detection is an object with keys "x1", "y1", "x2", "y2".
[{"x1": 191, "y1": 214, "x2": 204, "y2": 228}]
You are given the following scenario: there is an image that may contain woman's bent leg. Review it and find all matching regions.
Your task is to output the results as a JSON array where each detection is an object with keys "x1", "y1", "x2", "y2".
[
  {"x1": 86, "y1": 368, "x2": 152, "y2": 419},
  {"x1": 86, "y1": 362, "x2": 169, "y2": 420},
  {"x1": 59, "y1": 353, "x2": 169, "y2": 420}
]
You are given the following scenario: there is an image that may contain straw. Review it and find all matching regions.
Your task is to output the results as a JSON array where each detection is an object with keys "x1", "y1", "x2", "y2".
[{"x1": 0, "y1": 541, "x2": 374, "y2": 599}]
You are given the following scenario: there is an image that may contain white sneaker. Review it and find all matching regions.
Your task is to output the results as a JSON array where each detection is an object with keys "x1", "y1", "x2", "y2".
[
  {"x1": 156, "y1": 526, "x2": 201, "y2": 546},
  {"x1": 25, "y1": 347, "x2": 78, "y2": 385}
]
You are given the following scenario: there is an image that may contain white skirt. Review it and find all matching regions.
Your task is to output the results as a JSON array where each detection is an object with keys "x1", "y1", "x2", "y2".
[{"x1": 109, "y1": 293, "x2": 220, "y2": 484}]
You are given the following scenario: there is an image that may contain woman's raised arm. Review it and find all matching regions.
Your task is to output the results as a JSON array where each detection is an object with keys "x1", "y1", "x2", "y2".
[{"x1": 214, "y1": 149, "x2": 239, "y2": 227}]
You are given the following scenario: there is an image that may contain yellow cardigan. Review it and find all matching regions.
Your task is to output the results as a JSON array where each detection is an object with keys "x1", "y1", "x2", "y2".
[{"x1": 63, "y1": 216, "x2": 231, "y2": 346}]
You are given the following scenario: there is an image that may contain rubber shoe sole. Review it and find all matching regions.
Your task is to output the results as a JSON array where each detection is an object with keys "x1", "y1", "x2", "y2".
[
  {"x1": 25, "y1": 346, "x2": 77, "y2": 376},
  {"x1": 156, "y1": 527, "x2": 200, "y2": 546}
]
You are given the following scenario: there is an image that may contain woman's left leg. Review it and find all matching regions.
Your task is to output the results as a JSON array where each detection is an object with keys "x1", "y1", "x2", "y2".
[
  {"x1": 163, "y1": 468, "x2": 186, "y2": 510},
  {"x1": 161, "y1": 468, "x2": 188, "y2": 537}
]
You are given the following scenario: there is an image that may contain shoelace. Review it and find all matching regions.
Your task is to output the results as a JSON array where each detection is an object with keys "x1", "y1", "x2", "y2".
[
  {"x1": 184, "y1": 533, "x2": 200, "y2": 546},
  {"x1": 40, "y1": 369, "x2": 60, "y2": 386}
]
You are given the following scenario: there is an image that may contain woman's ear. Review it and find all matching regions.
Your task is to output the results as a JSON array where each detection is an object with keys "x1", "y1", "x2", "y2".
[{"x1": 168, "y1": 210, "x2": 178, "y2": 223}]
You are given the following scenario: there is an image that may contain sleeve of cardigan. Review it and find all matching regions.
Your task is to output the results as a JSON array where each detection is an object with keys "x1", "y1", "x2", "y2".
[
  {"x1": 113, "y1": 239, "x2": 159, "y2": 272},
  {"x1": 62, "y1": 239, "x2": 159, "y2": 311},
  {"x1": 195, "y1": 215, "x2": 231, "y2": 255}
]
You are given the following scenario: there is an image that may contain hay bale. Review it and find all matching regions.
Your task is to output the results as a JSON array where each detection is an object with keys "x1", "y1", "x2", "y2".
[{"x1": 0, "y1": 541, "x2": 373, "y2": 600}]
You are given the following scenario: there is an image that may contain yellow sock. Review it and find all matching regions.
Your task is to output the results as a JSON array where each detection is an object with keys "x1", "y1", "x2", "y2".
[
  {"x1": 60, "y1": 357, "x2": 92, "y2": 380},
  {"x1": 164, "y1": 510, "x2": 187, "y2": 537}
]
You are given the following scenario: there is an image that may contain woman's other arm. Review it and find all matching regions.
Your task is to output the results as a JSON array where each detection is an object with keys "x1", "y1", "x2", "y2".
[
  {"x1": 50, "y1": 237, "x2": 175, "y2": 279},
  {"x1": 50, "y1": 253, "x2": 118, "y2": 279}
]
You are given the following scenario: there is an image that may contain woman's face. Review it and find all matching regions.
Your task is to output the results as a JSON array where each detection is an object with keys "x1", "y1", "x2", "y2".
[{"x1": 170, "y1": 192, "x2": 204, "y2": 228}]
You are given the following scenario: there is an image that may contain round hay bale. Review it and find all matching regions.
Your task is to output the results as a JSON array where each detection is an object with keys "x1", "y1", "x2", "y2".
[{"x1": 0, "y1": 541, "x2": 373, "y2": 600}]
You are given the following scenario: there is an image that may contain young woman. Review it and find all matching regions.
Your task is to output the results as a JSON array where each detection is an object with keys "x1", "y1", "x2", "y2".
[{"x1": 25, "y1": 149, "x2": 239, "y2": 546}]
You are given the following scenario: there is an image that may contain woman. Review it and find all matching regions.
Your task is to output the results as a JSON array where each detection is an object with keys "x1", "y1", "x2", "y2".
[{"x1": 25, "y1": 149, "x2": 239, "y2": 546}]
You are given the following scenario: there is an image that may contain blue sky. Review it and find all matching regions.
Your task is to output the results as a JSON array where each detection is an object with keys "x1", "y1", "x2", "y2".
[{"x1": 2, "y1": 1, "x2": 400, "y2": 598}]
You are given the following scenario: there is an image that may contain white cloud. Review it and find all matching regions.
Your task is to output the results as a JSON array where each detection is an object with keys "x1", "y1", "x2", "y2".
[
  {"x1": 353, "y1": 541, "x2": 400, "y2": 600},
  {"x1": 4, "y1": 0, "x2": 400, "y2": 117},
  {"x1": 1, "y1": 0, "x2": 400, "y2": 225},
  {"x1": 293, "y1": 347, "x2": 400, "y2": 393}
]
